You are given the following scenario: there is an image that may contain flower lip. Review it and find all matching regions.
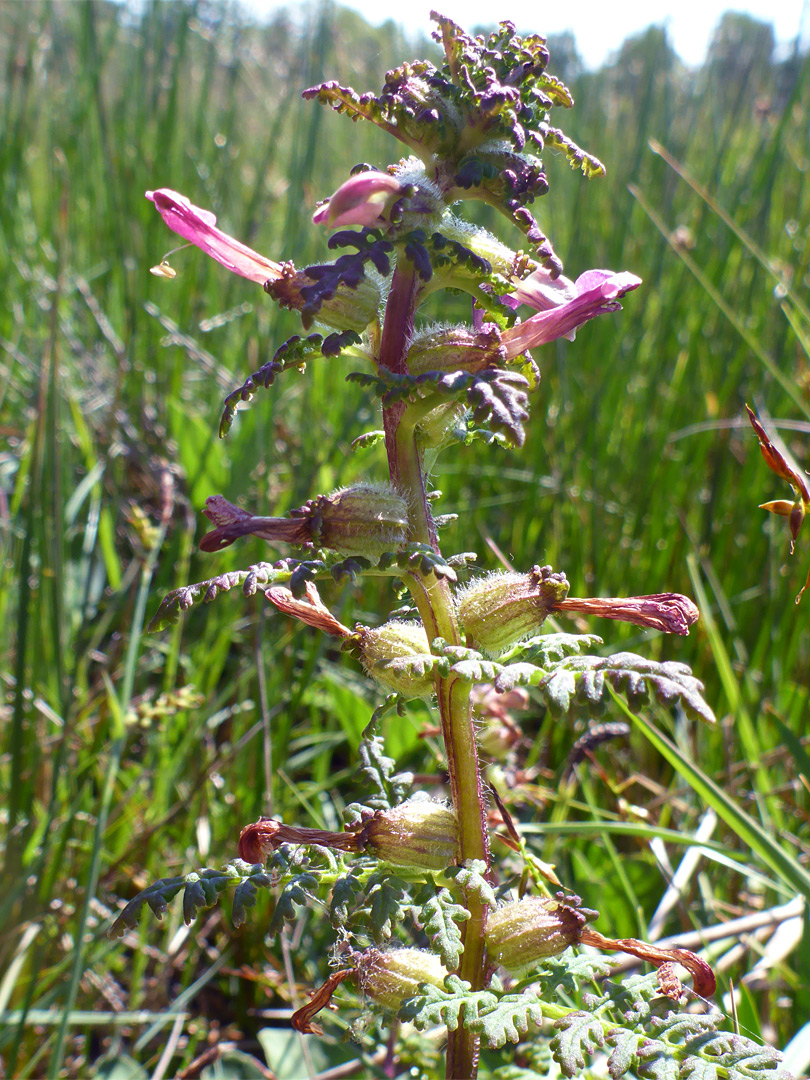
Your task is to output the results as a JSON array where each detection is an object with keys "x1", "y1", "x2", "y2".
[
  {"x1": 145, "y1": 188, "x2": 282, "y2": 285},
  {"x1": 501, "y1": 269, "x2": 642, "y2": 356},
  {"x1": 509, "y1": 266, "x2": 579, "y2": 312}
]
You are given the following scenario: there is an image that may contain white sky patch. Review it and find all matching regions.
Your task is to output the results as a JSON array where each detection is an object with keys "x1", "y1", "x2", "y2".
[{"x1": 246, "y1": 0, "x2": 808, "y2": 69}]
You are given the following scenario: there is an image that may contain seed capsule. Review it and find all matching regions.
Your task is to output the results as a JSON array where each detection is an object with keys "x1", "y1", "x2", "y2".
[
  {"x1": 354, "y1": 948, "x2": 448, "y2": 1010},
  {"x1": 457, "y1": 565, "x2": 570, "y2": 655},
  {"x1": 302, "y1": 483, "x2": 409, "y2": 558},
  {"x1": 406, "y1": 325, "x2": 504, "y2": 375},
  {"x1": 362, "y1": 799, "x2": 459, "y2": 870},
  {"x1": 485, "y1": 895, "x2": 597, "y2": 976},
  {"x1": 356, "y1": 620, "x2": 435, "y2": 697}
]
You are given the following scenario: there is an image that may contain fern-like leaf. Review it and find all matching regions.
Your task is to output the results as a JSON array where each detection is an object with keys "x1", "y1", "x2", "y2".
[
  {"x1": 269, "y1": 872, "x2": 319, "y2": 933},
  {"x1": 551, "y1": 1011, "x2": 606, "y2": 1077},
  {"x1": 418, "y1": 889, "x2": 470, "y2": 969},
  {"x1": 356, "y1": 735, "x2": 413, "y2": 810},
  {"x1": 329, "y1": 871, "x2": 365, "y2": 928},
  {"x1": 606, "y1": 1027, "x2": 645, "y2": 1080},
  {"x1": 148, "y1": 562, "x2": 285, "y2": 630},
  {"x1": 498, "y1": 632, "x2": 604, "y2": 665},
  {"x1": 218, "y1": 331, "x2": 360, "y2": 437},
  {"x1": 444, "y1": 859, "x2": 498, "y2": 906},
  {"x1": 472, "y1": 990, "x2": 544, "y2": 1048},
  {"x1": 494, "y1": 651, "x2": 715, "y2": 723},
  {"x1": 232, "y1": 872, "x2": 271, "y2": 928},
  {"x1": 400, "y1": 974, "x2": 498, "y2": 1032},
  {"x1": 362, "y1": 872, "x2": 409, "y2": 940}
]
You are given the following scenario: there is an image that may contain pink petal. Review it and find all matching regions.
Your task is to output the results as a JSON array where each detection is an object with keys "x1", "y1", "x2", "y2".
[
  {"x1": 312, "y1": 171, "x2": 406, "y2": 229},
  {"x1": 510, "y1": 268, "x2": 578, "y2": 311},
  {"x1": 502, "y1": 270, "x2": 641, "y2": 357},
  {"x1": 146, "y1": 188, "x2": 282, "y2": 285}
]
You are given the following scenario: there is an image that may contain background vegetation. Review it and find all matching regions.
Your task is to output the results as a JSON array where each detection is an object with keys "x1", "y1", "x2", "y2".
[{"x1": 1, "y1": 1, "x2": 808, "y2": 1076}]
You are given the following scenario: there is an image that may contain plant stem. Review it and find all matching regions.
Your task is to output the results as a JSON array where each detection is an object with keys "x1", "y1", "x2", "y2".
[{"x1": 379, "y1": 263, "x2": 490, "y2": 1080}]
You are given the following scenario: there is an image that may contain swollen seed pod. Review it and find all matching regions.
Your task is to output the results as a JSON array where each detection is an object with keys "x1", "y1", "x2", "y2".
[
  {"x1": 298, "y1": 483, "x2": 409, "y2": 558},
  {"x1": 456, "y1": 565, "x2": 570, "y2": 655},
  {"x1": 485, "y1": 895, "x2": 597, "y2": 977},
  {"x1": 362, "y1": 799, "x2": 459, "y2": 870},
  {"x1": 356, "y1": 620, "x2": 435, "y2": 697},
  {"x1": 266, "y1": 266, "x2": 384, "y2": 334},
  {"x1": 354, "y1": 948, "x2": 448, "y2": 1011},
  {"x1": 405, "y1": 325, "x2": 504, "y2": 376}
]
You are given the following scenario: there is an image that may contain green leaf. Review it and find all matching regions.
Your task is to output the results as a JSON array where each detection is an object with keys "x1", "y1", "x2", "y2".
[
  {"x1": 606, "y1": 1028, "x2": 644, "y2": 1079},
  {"x1": 363, "y1": 873, "x2": 409, "y2": 940},
  {"x1": 529, "y1": 953, "x2": 614, "y2": 1002},
  {"x1": 418, "y1": 889, "x2": 470, "y2": 969},
  {"x1": 358, "y1": 735, "x2": 413, "y2": 809},
  {"x1": 94, "y1": 1055, "x2": 149, "y2": 1080},
  {"x1": 269, "y1": 872, "x2": 319, "y2": 933},
  {"x1": 635, "y1": 1042, "x2": 680, "y2": 1080},
  {"x1": 444, "y1": 860, "x2": 498, "y2": 906},
  {"x1": 232, "y1": 872, "x2": 271, "y2": 929},
  {"x1": 257, "y1": 1028, "x2": 333, "y2": 1080},
  {"x1": 495, "y1": 651, "x2": 716, "y2": 724},
  {"x1": 200, "y1": 1049, "x2": 271, "y2": 1079},
  {"x1": 499, "y1": 633, "x2": 604, "y2": 665},
  {"x1": 551, "y1": 1012, "x2": 606, "y2": 1077},
  {"x1": 472, "y1": 990, "x2": 544, "y2": 1048},
  {"x1": 330, "y1": 871, "x2": 365, "y2": 927},
  {"x1": 400, "y1": 974, "x2": 497, "y2": 1032}
]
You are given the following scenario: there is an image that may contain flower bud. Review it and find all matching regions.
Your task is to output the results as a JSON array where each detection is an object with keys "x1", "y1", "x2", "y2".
[
  {"x1": 356, "y1": 620, "x2": 435, "y2": 697},
  {"x1": 361, "y1": 799, "x2": 458, "y2": 870},
  {"x1": 354, "y1": 948, "x2": 448, "y2": 1010},
  {"x1": 485, "y1": 895, "x2": 597, "y2": 976},
  {"x1": 312, "y1": 171, "x2": 409, "y2": 229},
  {"x1": 298, "y1": 483, "x2": 409, "y2": 558},
  {"x1": 457, "y1": 565, "x2": 570, "y2": 656}
]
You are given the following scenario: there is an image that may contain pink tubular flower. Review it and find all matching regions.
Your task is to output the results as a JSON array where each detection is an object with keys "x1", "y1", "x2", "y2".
[
  {"x1": 145, "y1": 189, "x2": 283, "y2": 285},
  {"x1": 501, "y1": 269, "x2": 642, "y2": 358},
  {"x1": 312, "y1": 171, "x2": 407, "y2": 229}
]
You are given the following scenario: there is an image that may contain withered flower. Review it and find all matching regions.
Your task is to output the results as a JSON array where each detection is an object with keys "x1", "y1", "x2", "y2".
[
  {"x1": 291, "y1": 970, "x2": 353, "y2": 1035},
  {"x1": 201, "y1": 483, "x2": 409, "y2": 558},
  {"x1": 265, "y1": 581, "x2": 352, "y2": 637},
  {"x1": 579, "y1": 927, "x2": 716, "y2": 1000},
  {"x1": 554, "y1": 592, "x2": 700, "y2": 635},
  {"x1": 238, "y1": 799, "x2": 458, "y2": 871},
  {"x1": 238, "y1": 818, "x2": 362, "y2": 863},
  {"x1": 746, "y1": 404, "x2": 810, "y2": 603}
]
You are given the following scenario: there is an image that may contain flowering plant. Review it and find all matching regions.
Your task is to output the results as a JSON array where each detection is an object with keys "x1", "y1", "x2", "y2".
[{"x1": 115, "y1": 16, "x2": 791, "y2": 1080}]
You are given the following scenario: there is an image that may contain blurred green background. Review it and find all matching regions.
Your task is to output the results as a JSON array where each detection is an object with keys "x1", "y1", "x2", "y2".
[{"x1": 1, "y1": 1, "x2": 808, "y2": 1076}]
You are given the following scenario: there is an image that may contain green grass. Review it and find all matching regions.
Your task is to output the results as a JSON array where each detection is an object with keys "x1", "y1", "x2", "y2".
[{"x1": 1, "y1": 2, "x2": 808, "y2": 1076}]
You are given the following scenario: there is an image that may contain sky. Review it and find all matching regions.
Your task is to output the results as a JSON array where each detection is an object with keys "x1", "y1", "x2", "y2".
[{"x1": 256, "y1": 0, "x2": 808, "y2": 70}]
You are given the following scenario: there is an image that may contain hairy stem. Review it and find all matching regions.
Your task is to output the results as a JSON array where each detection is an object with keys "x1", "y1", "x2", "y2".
[{"x1": 379, "y1": 262, "x2": 490, "y2": 1080}]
